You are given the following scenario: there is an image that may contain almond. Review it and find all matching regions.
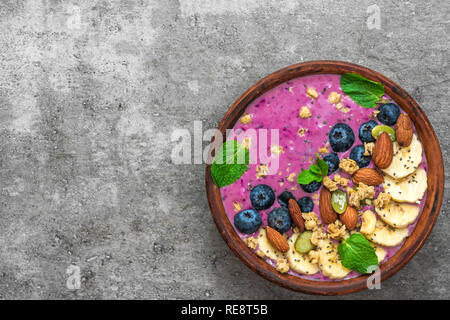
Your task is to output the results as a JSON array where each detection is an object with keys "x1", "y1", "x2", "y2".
[
  {"x1": 396, "y1": 113, "x2": 413, "y2": 147},
  {"x1": 340, "y1": 206, "x2": 358, "y2": 230},
  {"x1": 319, "y1": 187, "x2": 338, "y2": 224},
  {"x1": 352, "y1": 168, "x2": 384, "y2": 186},
  {"x1": 288, "y1": 198, "x2": 305, "y2": 232},
  {"x1": 266, "y1": 226, "x2": 289, "y2": 253},
  {"x1": 373, "y1": 132, "x2": 393, "y2": 169}
]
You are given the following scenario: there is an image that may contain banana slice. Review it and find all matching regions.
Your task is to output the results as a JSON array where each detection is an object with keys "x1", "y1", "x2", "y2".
[
  {"x1": 366, "y1": 220, "x2": 409, "y2": 247},
  {"x1": 286, "y1": 233, "x2": 319, "y2": 275},
  {"x1": 317, "y1": 239, "x2": 350, "y2": 279},
  {"x1": 257, "y1": 229, "x2": 285, "y2": 261},
  {"x1": 381, "y1": 134, "x2": 423, "y2": 179},
  {"x1": 371, "y1": 242, "x2": 387, "y2": 263},
  {"x1": 376, "y1": 202, "x2": 420, "y2": 228},
  {"x1": 383, "y1": 167, "x2": 427, "y2": 203},
  {"x1": 360, "y1": 210, "x2": 377, "y2": 235}
]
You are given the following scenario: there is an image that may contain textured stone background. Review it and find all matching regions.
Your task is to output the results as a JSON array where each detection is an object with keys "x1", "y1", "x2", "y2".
[{"x1": 0, "y1": 0, "x2": 448, "y2": 299}]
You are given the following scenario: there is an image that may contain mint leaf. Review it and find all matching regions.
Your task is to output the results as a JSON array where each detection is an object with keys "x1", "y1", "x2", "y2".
[
  {"x1": 297, "y1": 170, "x2": 322, "y2": 185},
  {"x1": 309, "y1": 164, "x2": 322, "y2": 176},
  {"x1": 340, "y1": 73, "x2": 385, "y2": 108},
  {"x1": 297, "y1": 155, "x2": 329, "y2": 185},
  {"x1": 316, "y1": 155, "x2": 329, "y2": 177},
  {"x1": 211, "y1": 140, "x2": 249, "y2": 188},
  {"x1": 338, "y1": 233, "x2": 378, "y2": 274}
]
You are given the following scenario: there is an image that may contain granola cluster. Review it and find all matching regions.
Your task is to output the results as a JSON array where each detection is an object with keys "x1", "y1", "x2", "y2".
[
  {"x1": 270, "y1": 145, "x2": 284, "y2": 155},
  {"x1": 327, "y1": 220, "x2": 348, "y2": 240},
  {"x1": 240, "y1": 114, "x2": 252, "y2": 124},
  {"x1": 339, "y1": 158, "x2": 359, "y2": 174},
  {"x1": 336, "y1": 102, "x2": 350, "y2": 113},
  {"x1": 306, "y1": 87, "x2": 318, "y2": 99},
  {"x1": 286, "y1": 173, "x2": 296, "y2": 182},
  {"x1": 328, "y1": 91, "x2": 341, "y2": 104},
  {"x1": 299, "y1": 106, "x2": 312, "y2": 118},
  {"x1": 333, "y1": 174, "x2": 349, "y2": 187},
  {"x1": 242, "y1": 137, "x2": 251, "y2": 149},
  {"x1": 318, "y1": 147, "x2": 328, "y2": 154},
  {"x1": 310, "y1": 227, "x2": 327, "y2": 246},
  {"x1": 302, "y1": 212, "x2": 320, "y2": 231},
  {"x1": 323, "y1": 176, "x2": 338, "y2": 192},
  {"x1": 307, "y1": 250, "x2": 319, "y2": 264},
  {"x1": 256, "y1": 249, "x2": 265, "y2": 258},
  {"x1": 276, "y1": 258, "x2": 290, "y2": 273},
  {"x1": 322, "y1": 174, "x2": 349, "y2": 192},
  {"x1": 298, "y1": 127, "x2": 308, "y2": 137},
  {"x1": 256, "y1": 164, "x2": 269, "y2": 179},
  {"x1": 363, "y1": 142, "x2": 375, "y2": 156},
  {"x1": 348, "y1": 183, "x2": 375, "y2": 208},
  {"x1": 245, "y1": 236, "x2": 258, "y2": 250},
  {"x1": 374, "y1": 192, "x2": 391, "y2": 209}
]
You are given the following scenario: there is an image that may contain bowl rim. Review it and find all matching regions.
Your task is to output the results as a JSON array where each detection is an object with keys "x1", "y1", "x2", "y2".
[{"x1": 205, "y1": 60, "x2": 444, "y2": 295}]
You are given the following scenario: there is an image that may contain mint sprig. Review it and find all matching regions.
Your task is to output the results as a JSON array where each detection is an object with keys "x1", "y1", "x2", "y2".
[
  {"x1": 316, "y1": 156, "x2": 329, "y2": 177},
  {"x1": 340, "y1": 73, "x2": 385, "y2": 109},
  {"x1": 338, "y1": 233, "x2": 378, "y2": 274},
  {"x1": 297, "y1": 154, "x2": 328, "y2": 185},
  {"x1": 211, "y1": 140, "x2": 250, "y2": 188}
]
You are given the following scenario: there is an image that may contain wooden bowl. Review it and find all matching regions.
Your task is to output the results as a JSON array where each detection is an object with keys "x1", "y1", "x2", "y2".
[{"x1": 205, "y1": 60, "x2": 444, "y2": 295}]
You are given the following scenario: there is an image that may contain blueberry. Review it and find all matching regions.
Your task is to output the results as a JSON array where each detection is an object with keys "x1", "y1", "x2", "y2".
[
  {"x1": 358, "y1": 120, "x2": 377, "y2": 143},
  {"x1": 297, "y1": 196, "x2": 314, "y2": 213},
  {"x1": 234, "y1": 209, "x2": 262, "y2": 234},
  {"x1": 268, "y1": 207, "x2": 292, "y2": 234},
  {"x1": 350, "y1": 145, "x2": 371, "y2": 168},
  {"x1": 277, "y1": 190, "x2": 295, "y2": 207},
  {"x1": 323, "y1": 153, "x2": 340, "y2": 174},
  {"x1": 329, "y1": 123, "x2": 355, "y2": 152},
  {"x1": 250, "y1": 184, "x2": 275, "y2": 210},
  {"x1": 377, "y1": 103, "x2": 400, "y2": 126},
  {"x1": 299, "y1": 180, "x2": 321, "y2": 193}
]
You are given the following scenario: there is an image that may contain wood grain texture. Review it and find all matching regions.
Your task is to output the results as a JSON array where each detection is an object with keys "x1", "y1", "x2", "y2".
[{"x1": 205, "y1": 60, "x2": 444, "y2": 295}]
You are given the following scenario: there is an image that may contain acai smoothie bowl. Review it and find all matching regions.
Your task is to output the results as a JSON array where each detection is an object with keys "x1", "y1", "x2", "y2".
[{"x1": 205, "y1": 61, "x2": 443, "y2": 295}]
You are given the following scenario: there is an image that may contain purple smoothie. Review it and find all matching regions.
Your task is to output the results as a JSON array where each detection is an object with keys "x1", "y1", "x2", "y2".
[{"x1": 220, "y1": 74, "x2": 427, "y2": 281}]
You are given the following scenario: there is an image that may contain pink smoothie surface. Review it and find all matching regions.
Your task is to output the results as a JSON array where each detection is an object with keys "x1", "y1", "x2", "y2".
[{"x1": 219, "y1": 74, "x2": 427, "y2": 281}]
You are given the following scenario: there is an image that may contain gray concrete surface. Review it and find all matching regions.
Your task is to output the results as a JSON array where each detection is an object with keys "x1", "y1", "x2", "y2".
[{"x1": 0, "y1": 0, "x2": 448, "y2": 299}]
